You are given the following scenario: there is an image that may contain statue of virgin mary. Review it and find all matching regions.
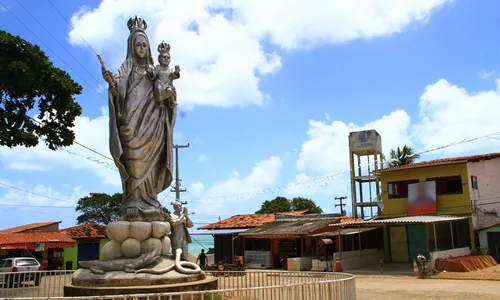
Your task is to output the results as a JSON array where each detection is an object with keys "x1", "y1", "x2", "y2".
[{"x1": 102, "y1": 16, "x2": 176, "y2": 222}]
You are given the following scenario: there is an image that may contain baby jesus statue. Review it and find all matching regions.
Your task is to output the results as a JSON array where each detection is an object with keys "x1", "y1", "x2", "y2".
[{"x1": 152, "y1": 41, "x2": 180, "y2": 108}]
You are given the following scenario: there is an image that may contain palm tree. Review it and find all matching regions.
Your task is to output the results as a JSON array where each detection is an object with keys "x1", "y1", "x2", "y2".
[{"x1": 388, "y1": 145, "x2": 420, "y2": 167}]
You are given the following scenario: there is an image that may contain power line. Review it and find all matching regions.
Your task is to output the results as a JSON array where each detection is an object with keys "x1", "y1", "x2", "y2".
[
  {"x1": 45, "y1": 0, "x2": 104, "y2": 64},
  {"x1": 192, "y1": 131, "x2": 500, "y2": 201},
  {"x1": 14, "y1": 0, "x2": 103, "y2": 86},
  {"x1": 0, "y1": 2, "x2": 107, "y2": 101},
  {"x1": 0, "y1": 182, "x2": 77, "y2": 205}
]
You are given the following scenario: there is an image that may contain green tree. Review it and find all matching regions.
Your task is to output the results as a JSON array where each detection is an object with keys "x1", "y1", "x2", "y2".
[
  {"x1": 255, "y1": 196, "x2": 323, "y2": 214},
  {"x1": 290, "y1": 197, "x2": 323, "y2": 214},
  {"x1": 255, "y1": 196, "x2": 291, "y2": 214},
  {"x1": 0, "y1": 30, "x2": 82, "y2": 150},
  {"x1": 75, "y1": 192, "x2": 170, "y2": 224},
  {"x1": 388, "y1": 145, "x2": 420, "y2": 167}
]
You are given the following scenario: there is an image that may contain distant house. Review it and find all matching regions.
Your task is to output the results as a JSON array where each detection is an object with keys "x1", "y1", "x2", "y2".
[
  {"x1": 195, "y1": 210, "x2": 310, "y2": 264},
  {"x1": 60, "y1": 224, "x2": 109, "y2": 270},
  {"x1": 478, "y1": 222, "x2": 500, "y2": 263},
  {"x1": 0, "y1": 221, "x2": 75, "y2": 270}
]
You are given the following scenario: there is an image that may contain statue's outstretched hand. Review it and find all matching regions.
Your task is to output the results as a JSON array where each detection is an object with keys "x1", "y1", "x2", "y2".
[
  {"x1": 102, "y1": 69, "x2": 115, "y2": 86},
  {"x1": 174, "y1": 65, "x2": 180, "y2": 73}
]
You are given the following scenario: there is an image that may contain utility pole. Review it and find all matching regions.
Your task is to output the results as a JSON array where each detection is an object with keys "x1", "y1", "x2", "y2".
[
  {"x1": 335, "y1": 196, "x2": 347, "y2": 216},
  {"x1": 170, "y1": 143, "x2": 190, "y2": 203}
]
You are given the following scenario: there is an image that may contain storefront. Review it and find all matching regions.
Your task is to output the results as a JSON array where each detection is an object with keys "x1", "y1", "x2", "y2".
[{"x1": 0, "y1": 232, "x2": 75, "y2": 270}]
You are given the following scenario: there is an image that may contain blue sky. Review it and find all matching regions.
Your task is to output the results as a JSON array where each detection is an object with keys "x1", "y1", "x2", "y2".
[{"x1": 1, "y1": 0, "x2": 500, "y2": 230}]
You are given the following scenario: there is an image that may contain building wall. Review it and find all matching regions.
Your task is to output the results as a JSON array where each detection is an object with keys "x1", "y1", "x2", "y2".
[
  {"x1": 467, "y1": 158, "x2": 500, "y2": 230},
  {"x1": 478, "y1": 226, "x2": 500, "y2": 252},
  {"x1": 380, "y1": 163, "x2": 472, "y2": 217},
  {"x1": 63, "y1": 238, "x2": 109, "y2": 270},
  {"x1": 63, "y1": 244, "x2": 78, "y2": 270}
]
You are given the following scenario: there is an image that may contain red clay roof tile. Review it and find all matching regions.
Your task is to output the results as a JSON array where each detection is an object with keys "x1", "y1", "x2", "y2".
[
  {"x1": 0, "y1": 221, "x2": 61, "y2": 234},
  {"x1": 60, "y1": 224, "x2": 107, "y2": 239},
  {"x1": 198, "y1": 210, "x2": 309, "y2": 230},
  {"x1": 0, "y1": 232, "x2": 75, "y2": 246},
  {"x1": 381, "y1": 152, "x2": 500, "y2": 172}
]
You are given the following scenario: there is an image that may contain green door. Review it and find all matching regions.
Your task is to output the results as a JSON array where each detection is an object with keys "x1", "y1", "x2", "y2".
[
  {"x1": 408, "y1": 225, "x2": 427, "y2": 262},
  {"x1": 487, "y1": 232, "x2": 500, "y2": 263}
]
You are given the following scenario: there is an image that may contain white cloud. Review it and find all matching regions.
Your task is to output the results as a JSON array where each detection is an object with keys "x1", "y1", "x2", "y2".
[
  {"x1": 188, "y1": 182, "x2": 205, "y2": 196},
  {"x1": 191, "y1": 156, "x2": 283, "y2": 215},
  {"x1": 206, "y1": 156, "x2": 282, "y2": 197},
  {"x1": 68, "y1": 0, "x2": 451, "y2": 108},
  {"x1": 197, "y1": 153, "x2": 208, "y2": 162},
  {"x1": 413, "y1": 78, "x2": 500, "y2": 155},
  {"x1": 292, "y1": 78, "x2": 500, "y2": 197},
  {"x1": 479, "y1": 70, "x2": 496, "y2": 79},
  {"x1": 297, "y1": 110, "x2": 412, "y2": 174}
]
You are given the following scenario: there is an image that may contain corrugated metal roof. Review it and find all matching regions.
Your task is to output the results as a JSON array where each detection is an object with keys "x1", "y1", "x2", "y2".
[
  {"x1": 330, "y1": 215, "x2": 468, "y2": 227},
  {"x1": 309, "y1": 227, "x2": 380, "y2": 237},
  {"x1": 190, "y1": 229, "x2": 247, "y2": 235},
  {"x1": 239, "y1": 218, "x2": 338, "y2": 237}
]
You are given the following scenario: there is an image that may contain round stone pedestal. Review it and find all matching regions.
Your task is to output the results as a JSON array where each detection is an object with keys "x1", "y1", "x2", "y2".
[
  {"x1": 64, "y1": 276, "x2": 218, "y2": 299},
  {"x1": 65, "y1": 257, "x2": 217, "y2": 298}
]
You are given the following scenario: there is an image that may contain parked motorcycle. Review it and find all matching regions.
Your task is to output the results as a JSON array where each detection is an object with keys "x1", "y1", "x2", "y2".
[{"x1": 206, "y1": 257, "x2": 246, "y2": 276}]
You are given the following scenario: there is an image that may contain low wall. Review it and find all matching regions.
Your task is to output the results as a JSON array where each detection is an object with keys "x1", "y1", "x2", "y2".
[
  {"x1": 311, "y1": 259, "x2": 333, "y2": 271},
  {"x1": 430, "y1": 247, "x2": 471, "y2": 268},
  {"x1": 334, "y1": 249, "x2": 381, "y2": 270}
]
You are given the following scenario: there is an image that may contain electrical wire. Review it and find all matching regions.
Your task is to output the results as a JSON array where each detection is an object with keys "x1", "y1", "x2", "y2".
[
  {"x1": 2, "y1": 0, "x2": 500, "y2": 210},
  {"x1": 192, "y1": 131, "x2": 500, "y2": 201},
  {"x1": 0, "y1": 2, "x2": 108, "y2": 101},
  {"x1": 14, "y1": 0, "x2": 103, "y2": 86},
  {"x1": 0, "y1": 182, "x2": 77, "y2": 205},
  {"x1": 45, "y1": 0, "x2": 110, "y2": 70}
]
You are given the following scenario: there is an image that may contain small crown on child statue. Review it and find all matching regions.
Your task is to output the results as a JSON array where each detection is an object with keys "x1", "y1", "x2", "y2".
[
  {"x1": 127, "y1": 15, "x2": 148, "y2": 32},
  {"x1": 158, "y1": 41, "x2": 171, "y2": 53}
]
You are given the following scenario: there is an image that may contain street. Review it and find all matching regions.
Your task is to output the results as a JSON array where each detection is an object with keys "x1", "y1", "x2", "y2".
[{"x1": 356, "y1": 275, "x2": 500, "y2": 300}]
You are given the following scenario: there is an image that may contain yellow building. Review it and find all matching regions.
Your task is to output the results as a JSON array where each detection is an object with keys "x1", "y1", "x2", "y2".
[{"x1": 373, "y1": 153, "x2": 500, "y2": 263}]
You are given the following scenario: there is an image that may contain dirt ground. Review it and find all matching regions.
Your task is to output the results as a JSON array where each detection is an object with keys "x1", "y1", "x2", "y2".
[
  {"x1": 356, "y1": 275, "x2": 500, "y2": 300},
  {"x1": 430, "y1": 264, "x2": 500, "y2": 280}
]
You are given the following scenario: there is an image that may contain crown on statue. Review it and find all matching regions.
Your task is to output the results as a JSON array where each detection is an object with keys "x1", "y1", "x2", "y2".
[
  {"x1": 158, "y1": 41, "x2": 171, "y2": 53},
  {"x1": 127, "y1": 15, "x2": 148, "y2": 32}
]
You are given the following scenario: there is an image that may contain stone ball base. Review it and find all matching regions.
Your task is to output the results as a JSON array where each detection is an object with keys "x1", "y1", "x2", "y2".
[
  {"x1": 101, "y1": 221, "x2": 172, "y2": 260},
  {"x1": 64, "y1": 276, "x2": 218, "y2": 299}
]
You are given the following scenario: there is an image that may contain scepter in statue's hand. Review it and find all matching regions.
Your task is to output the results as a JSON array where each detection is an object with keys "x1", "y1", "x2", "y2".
[{"x1": 97, "y1": 54, "x2": 121, "y2": 118}]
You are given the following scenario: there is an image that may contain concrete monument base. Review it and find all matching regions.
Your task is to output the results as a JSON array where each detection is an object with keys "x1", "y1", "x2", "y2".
[
  {"x1": 65, "y1": 257, "x2": 217, "y2": 298},
  {"x1": 64, "y1": 275, "x2": 218, "y2": 298}
]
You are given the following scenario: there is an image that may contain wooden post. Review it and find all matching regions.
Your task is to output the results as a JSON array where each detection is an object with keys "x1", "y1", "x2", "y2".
[
  {"x1": 432, "y1": 223, "x2": 438, "y2": 251},
  {"x1": 450, "y1": 222, "x2": 455, "y2": 249}
]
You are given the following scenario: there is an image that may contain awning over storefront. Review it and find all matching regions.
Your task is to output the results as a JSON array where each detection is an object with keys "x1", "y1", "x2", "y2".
[
  {"x1": 190, "y1": 229, "x2": 247, "y2": 235},
  {"x1": 239, "y1": 218, "x2": 336, "y2": 238},
  {"x1": 309, "y1": 227, "x2": 379, "y2": 237},
  {"x1": 330, "y1": 215, "x2": 468, "y2": 227}
]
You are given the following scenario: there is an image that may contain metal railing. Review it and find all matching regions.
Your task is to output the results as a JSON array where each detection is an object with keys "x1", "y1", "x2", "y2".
[{"x1": 1, "y1": 270, "x2": 356, "y2": 299}]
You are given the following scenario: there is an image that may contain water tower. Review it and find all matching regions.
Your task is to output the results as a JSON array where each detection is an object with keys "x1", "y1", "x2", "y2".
[{"x1": 348, "y1": 129, "x2": 383, "y2": 219}]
